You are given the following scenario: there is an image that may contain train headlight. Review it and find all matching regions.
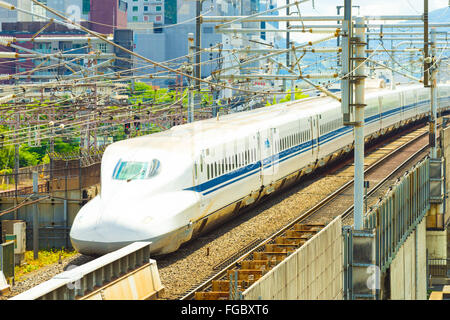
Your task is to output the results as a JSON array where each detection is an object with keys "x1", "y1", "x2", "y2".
[{"x1": 142, "y1": 216, "x2": 153, "y2": 224}]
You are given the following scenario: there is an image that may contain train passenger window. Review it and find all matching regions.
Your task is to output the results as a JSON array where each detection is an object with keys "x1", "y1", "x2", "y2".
[
  {"x1": 214, "y1": 162, "x2": 217, "y2": 177},
  {"x1": 207, "y1": 164, "x2": 210, "y2": 180}
]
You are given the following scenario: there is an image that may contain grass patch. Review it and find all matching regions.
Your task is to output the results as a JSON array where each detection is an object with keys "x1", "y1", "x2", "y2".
[{"x1": 14, "y1": 249, "x2": 78, "y2": 282}]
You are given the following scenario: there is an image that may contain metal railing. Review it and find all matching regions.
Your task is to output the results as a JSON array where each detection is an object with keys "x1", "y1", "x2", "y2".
[
  {"x1": 364, "y1": 157, "x2": 430, "y2": 272},
  {"x1": 10, "y1": 242, "x2": 151, "y2": 300},
  {"x1": 428, "y1": 258, "x2": 450, "y2": 278}
]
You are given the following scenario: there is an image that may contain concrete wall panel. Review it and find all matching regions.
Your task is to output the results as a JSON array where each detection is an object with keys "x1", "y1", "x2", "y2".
[
  {"x1": 243, "y1": 216, "x2": 343, "y2": 300},
  {"x1": 390, "y1": 218, "x2": 427, "y2": 300}
]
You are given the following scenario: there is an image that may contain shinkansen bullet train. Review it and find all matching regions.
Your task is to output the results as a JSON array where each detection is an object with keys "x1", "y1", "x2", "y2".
[{"x1": 70, "y1": 84, "x2": 450, "y2": 256}]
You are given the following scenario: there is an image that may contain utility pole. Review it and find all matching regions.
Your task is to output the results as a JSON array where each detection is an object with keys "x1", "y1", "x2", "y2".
[
  {"x1": 32, "y1": 171, "x2": 39, "y2": 260},
  {"x1": 424, "y1": 0, "x2": 430, "y2": 87},
  {"x1": 290, "y1": 41, "x2": 295, "y2": 101},
  {"x1": 353, "y1": 16, "x2": 367, "y2": 230},
  {"x1": 341, "y1": 0, "x2": 353, "y2": 125},
  {"x1": 195, "y1": 0, "x2": 204, "y2": 111},
  {"x1": 337, "y1": 5, "x2": 359, "y2": 67},
  {"x1": 430, "y1": 28, "x2": 437, "y2": 158},
  {"x1": 188, "y1": 33, "x2": 195, "y2": 123},
  {"x1": 285, "y1": 0, "x2": 290, "y2": 93},
  {"x1": 14, "y1": 112, "x2": 19, "y2": 220},
  {"x1": 341, "y1": 0, "x2": 367, "y2": 231}
]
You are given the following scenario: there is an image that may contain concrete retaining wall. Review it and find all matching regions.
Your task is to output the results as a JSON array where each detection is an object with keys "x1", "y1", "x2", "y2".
[
  {"x1": 390, "y1": 218, "x2": 427, "y2": 300},
  {"x1": 242, "y1": 216, "x2": 343, "y2": 300}
]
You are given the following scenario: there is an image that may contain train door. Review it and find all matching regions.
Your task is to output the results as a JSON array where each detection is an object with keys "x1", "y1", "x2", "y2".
[
  {"x1": 259, "y1": 128, "x2": 277, "y2": 186},
  {"x1": 310, "y1": 115, "x2": 320, "y2": 161},
  {"x1": 195, "y1": 152, "x2": 207, "y2": 212}
]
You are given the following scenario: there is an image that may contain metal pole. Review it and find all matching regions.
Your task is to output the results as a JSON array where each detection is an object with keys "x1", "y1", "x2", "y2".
[
  {"x1": 64, "y1": 199, "x2": 68, "y2": 249},
  {"x1": 285, "y1": 0, "x2": 290, "y2": 93},
  {"x1": 430, "y1": 29, "x2": 437, "y2": 158},
  {"x1": 353, "y1": 17, "x2": 366, "y2": 231},
  {"x1": 195, "y1": 0, "x2": 202, "y2": 107},
  {"x1": 32, "y1": 172, "x2": 39, "y2": 260},
  {"x1": 290, "y1": 42, "x2": 295, "y2": 101},
  {"x1": 424, "y1": 0, "x2": 430, "y2": 87},
  {"x1": 212, "y1": 89, "x2": 219, "y2": 117},
  {"x1": 188, "y1": 33, "x2": 195, "y2": 123},
  {"x1": 14, "y1": 112, "x2": 19, "y2": 220},
  {"x1": 341, "y1": 0, "x2": 352, "y2": 123}
]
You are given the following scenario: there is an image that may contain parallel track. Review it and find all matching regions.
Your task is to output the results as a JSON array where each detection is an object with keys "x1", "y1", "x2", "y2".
[{"x1": 5, "y1": 124, "x2": 432, "y2": 300}]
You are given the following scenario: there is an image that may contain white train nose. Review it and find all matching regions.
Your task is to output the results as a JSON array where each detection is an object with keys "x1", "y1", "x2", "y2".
[
  {"x1": 70, "y1": 226, "x2": 180, "y2": 256},
  {"x1": 70, "y1": 236, "x2": 132, "y2": 256},
  {"x1": 70, "y1": 222, "x2": 150, "y2": 256}
]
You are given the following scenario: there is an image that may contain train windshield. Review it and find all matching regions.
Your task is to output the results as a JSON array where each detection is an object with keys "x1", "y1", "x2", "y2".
[{"x1": 112, "y1": 159, "x2": 160, "y2": 181}]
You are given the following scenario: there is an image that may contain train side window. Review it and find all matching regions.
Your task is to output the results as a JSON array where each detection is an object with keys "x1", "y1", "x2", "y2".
[
  {"x1": 207, "y1": 164, "x2": 210, "y2": 180},
  {"x1": 214, "y1": 162, "x2": 217, "y2": 177}
]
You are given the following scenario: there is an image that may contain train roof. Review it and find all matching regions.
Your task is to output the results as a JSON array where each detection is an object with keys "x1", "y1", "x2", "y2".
[{"x1": 106, "y1": 83, "x2": 437, "y2": 156}]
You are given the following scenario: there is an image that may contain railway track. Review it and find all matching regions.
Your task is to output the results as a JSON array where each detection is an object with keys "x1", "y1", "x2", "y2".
[{"x1": 179, "y1": 126, "x2": 430, "y2": 300}]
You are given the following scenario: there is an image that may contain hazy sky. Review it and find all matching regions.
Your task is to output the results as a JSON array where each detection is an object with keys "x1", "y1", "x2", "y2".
[
  {"x1": 276, "y1": 0, "x2": 449, "y2": 16},
  {"x1": 274, "y1": 0, "x2": 449, "y2": 43}
]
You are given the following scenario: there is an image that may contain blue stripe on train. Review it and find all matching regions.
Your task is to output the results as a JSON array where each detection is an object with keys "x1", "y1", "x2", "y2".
[{"x1": 185, "y1": 98, "x2": 440, "y2": 195}]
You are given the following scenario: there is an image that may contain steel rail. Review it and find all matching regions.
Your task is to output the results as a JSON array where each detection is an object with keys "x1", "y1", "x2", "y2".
[{"x1": 340, "y1": 136, "x2": 430, "y2": 221}]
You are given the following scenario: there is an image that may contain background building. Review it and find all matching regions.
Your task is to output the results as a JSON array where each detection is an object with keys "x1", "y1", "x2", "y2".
[
  {"x1": 0, "y1": 0, "x2": 132, "y2": 84},
  {"x1": 125, "y1": 0, "x2": 279, "y2": 87}
]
